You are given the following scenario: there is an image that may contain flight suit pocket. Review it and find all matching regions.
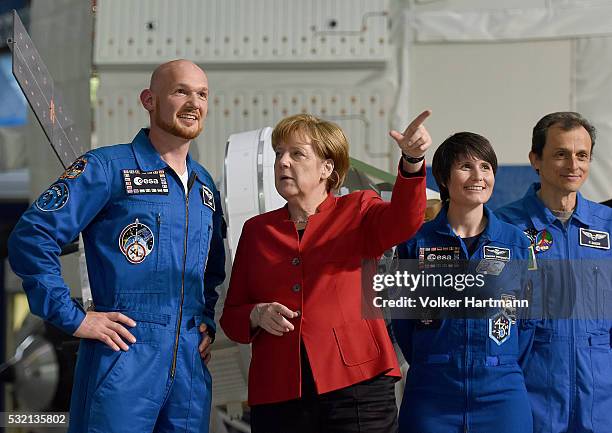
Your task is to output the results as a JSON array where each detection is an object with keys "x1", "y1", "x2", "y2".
[
  {"x1": 590, "y1": 336, "x2": 612, "y2": 430},
  {"x1": 88, "y1": 341, "x2": 162, "y2": 430},
  {"x1": 113, "y1": 201, "x2": 170, "y2": 293},
  {"x1": 333, "y1": 320, "x2": 380, "y2": 366}
]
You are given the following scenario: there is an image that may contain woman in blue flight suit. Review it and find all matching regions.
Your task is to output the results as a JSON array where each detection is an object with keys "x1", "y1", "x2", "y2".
[{"x1": 392, "y1": 132, "x2": 534, "y2": 433}]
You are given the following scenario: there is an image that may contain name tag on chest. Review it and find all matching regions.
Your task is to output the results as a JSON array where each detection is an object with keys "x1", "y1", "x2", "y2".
[
  {"x1": 122, "y1": 169, "x2": 169, "y2": 195},
  {"x1": 580, "y1": 228, "x2": 610, "y2": 250}
]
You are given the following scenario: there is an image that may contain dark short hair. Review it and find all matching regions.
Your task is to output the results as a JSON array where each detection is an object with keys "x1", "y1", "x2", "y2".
[
  {"x1": 432, "y1": 132, "x2": 498, "y2": 202},
  {"x1": 531, "y1": 112, "x2": 596, "y2": 157}
]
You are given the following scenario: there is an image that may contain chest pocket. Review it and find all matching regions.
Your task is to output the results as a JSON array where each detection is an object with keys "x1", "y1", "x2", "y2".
[{"x1": 112, "y1": 200, "x2": 171, "y2": 293}]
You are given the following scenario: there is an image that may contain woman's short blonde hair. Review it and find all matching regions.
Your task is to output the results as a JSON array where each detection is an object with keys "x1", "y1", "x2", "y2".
[{"x1": 271, "y1": 114, "x2": 349, "y2": 191}]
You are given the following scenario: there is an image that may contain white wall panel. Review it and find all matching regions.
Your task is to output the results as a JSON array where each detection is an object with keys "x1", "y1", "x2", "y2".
[
  {"x1": 409, "y1": 40, "x2": 572, "y2": 165},
  {"x1": 94, "y1": 0, "x2": 391, "y2": 65},
  {"x1": 575, "y1": 37, "x2": 612, "y2": 202},
  {"x1": 94, "y1": 71, "x2": 397, "y2": 180}
]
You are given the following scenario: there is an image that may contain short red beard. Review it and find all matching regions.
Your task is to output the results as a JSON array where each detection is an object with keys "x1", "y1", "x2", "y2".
[{"x1": 153, "y1": 100, "x2": 203, "y2": 140}]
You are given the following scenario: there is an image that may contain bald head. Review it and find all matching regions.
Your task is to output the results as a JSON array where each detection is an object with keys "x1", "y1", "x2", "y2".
[{"x1": 149, "y1": 59, "x2": 207, "y2": 92}]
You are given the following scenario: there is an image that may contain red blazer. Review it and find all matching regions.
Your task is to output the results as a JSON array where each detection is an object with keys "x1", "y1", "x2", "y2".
[{"x1": 220, "y1": 163, "x2": 426, "y2": 405}]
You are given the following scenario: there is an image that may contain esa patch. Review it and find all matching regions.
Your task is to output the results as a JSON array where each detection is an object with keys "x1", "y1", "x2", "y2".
[
  {"x1": 60, "y1": 156, "x2": 88, "y2": 179},
  {"x1": 201, "y1": 185, "x2": 215, "y2": 211},
  {"x1": 579, "y1": 228, "x2": 610, "y2": 250},
  {"x1": 118, "y1": 219, "x2": 155, "y2": 264},
  {"x1": 489, "y1": 311, "x2": 511, "y2": 345},
  {"x1": 524, "y1": 228, "x2": 553, "y2": 254},
  {"x1": 534, "y1": 229, "x2": 553, "y2": 253},
  {"x1": 35, "y1": 183, "x2": 69, "y2": 212},
  {"x1": 418, "y1": 246, "x2": 460, "y2": 269},
  {"x1": 483, "y1": 245, "x2": 510, "y2": 262},
  {"x1": 122, "y1": 169, "x2": 169, "y2": 195}
]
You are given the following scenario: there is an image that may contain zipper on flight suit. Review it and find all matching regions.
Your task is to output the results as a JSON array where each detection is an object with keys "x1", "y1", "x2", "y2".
[
  {"x1": 564, "y1": 224, "x2": 577, "y2": 425},
  {"x1": 171, "y1": 171, "x2": 197, "y2": 378}
]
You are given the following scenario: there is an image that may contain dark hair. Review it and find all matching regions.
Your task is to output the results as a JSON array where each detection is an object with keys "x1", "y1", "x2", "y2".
[
  {"x1": 432, "y1": 132, "x2": 498, "y2": 202},
  {"x1": 532, "y1": 112, "x2": 596, "y2": 157}
]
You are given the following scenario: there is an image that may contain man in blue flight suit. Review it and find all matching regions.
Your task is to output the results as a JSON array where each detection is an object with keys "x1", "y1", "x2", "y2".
[
  {"x1": 497, "y1": 112, "x2": 612, "y2": 433},
  {"x1": 8, "y1": 59, "x2": 226, "y2": 432}
]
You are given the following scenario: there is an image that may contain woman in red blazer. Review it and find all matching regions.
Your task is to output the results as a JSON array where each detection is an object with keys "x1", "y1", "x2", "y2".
[{"x1": 220, "y1": 111, "x2": 431, "y2": 433}]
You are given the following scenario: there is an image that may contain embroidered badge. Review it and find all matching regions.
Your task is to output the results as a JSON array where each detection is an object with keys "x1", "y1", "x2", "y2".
[
  {"x1": 524, "y1": 228, "x2": 538, "y2": 244},
  {"x1": 418, "y1": 246, "x2": 460, "y2": 269},
  {"x1": 35, "y1": 183, "x2": 69, "y2": 212},
  {"x1": 489, "y1": 311, "x2": 511, "y2": 345},
  {"x1": 528, "y1": 245, "x2": 538, "y2": 270},
  {"x1": 59, "y1": 156, "x2": 88, "y2": 179},
  {"x1": 122, "y1": 169, "x2": 169, "y2": 195},
  {"x1": 476, "y1": 259, "x2": 505, "y2": 276},
  {"x1": 483, "y1": 245, "x2": 511, "y2": 262},
  {"x1": 118, "y1": 219, "x2": 155, "y2": 264},
  {"x1": 201, "y1": 185, "x2": 215, "y2": 211},
  {"x1": 534, "y1": 229, "x2": 553, "y2": 253},
  {"x1": 579, "y1": 228, "x2": 610, "y2": 250}
]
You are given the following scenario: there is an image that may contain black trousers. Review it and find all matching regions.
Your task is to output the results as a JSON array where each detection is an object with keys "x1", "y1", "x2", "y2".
[{"x1": 250, "y1": 343, "x2": 399, "y2": 433}]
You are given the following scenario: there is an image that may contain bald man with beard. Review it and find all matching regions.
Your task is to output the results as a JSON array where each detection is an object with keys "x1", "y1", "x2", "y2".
[{"x1": 8, "y1": 60, "x2": 226, "y2": 432}]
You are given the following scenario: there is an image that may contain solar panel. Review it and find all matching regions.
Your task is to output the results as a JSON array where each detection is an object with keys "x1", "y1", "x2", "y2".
[{"x1": 7, "y1": 10, "x2": 86, "y2": 169}]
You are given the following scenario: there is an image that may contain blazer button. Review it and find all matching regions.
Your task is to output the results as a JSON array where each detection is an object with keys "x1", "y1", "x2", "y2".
[
  {"x1": 292, "y1": 257, "x2": 301, "y2": 266},
  {"x1": 292, "y1": 283, "x2": 301, "y2": 292}
]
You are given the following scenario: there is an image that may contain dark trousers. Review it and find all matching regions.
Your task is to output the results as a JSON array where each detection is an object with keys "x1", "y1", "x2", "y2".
[{"x1": 251, "y1": 343, "x2": 399, "y2": 433}]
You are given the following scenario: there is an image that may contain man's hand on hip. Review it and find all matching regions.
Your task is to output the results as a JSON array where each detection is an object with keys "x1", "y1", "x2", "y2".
[{"x1": 73, "y1": 311, "x2": 137, "y2": 351}]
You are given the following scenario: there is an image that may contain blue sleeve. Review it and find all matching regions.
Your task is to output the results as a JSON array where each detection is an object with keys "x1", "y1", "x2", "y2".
[
  {"x1": 397, "y1": 237, "x2": 418, "y2": 259},
  {"x1": 7, "y1": 153, "x2": 111, "y2": 335},
  {"x1": 393, "y1": 237, "x2": 418, "y2": 362},
  {"x1": 202, "y1": 187, "x2": 226, "y2": 334}
]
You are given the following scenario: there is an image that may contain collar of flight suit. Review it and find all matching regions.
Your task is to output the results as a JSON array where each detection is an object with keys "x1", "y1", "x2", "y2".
[
  {"x1": 523, "y1": 182, "x2": 593, "y2": 231},
  {"x1": 130, "y1": 128, "x2": 212, "y2": 188},
  {"x1": 431, "y1": 203, "x2": 502, "y2": 243}
]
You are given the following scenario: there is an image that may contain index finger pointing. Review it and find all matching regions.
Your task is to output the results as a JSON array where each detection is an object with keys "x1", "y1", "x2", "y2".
[{"x1": 403, "y1": 109, "x2": 432, "y2": 136}]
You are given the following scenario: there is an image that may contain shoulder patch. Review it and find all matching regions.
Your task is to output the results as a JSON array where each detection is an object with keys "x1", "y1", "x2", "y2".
[
  {"x1": 60, "y1": 156, "x2": 88, "y2": 180},
  {"x1": 35, "y1": 182, "x2": 70, "y2": 211}
]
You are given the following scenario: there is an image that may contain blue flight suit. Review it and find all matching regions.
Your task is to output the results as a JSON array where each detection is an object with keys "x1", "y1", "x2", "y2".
[
  {"x1": 496, "y1": 183, "x2": 612, "y2": 433},
  {"x1": 392, "y1": 206, "x2": 534, "y2": 433},
  {"x1": 8, "y1": 129, "x2": 226, "y2": 433}
]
